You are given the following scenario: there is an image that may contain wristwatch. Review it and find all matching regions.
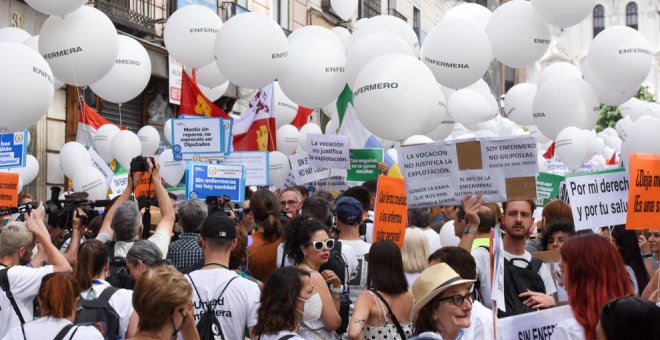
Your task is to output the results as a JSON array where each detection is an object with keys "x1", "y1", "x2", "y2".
[
  {"x1": 329, "y1": 284, "x2": 344, "y2": 295},
  {"x1": 464, "y1": 226, "x2": 478, "y2": 235}
]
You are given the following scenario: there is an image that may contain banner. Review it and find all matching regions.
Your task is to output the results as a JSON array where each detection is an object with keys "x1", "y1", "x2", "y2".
[
  {"x1": 172, "y1": 118, "x2": 224, "y2": 159},
  {"x1": 186, "y1": 163, "x2": 245, "y2": 202},
  {"x1": 627, "y1": 153, "x2": 660, "y2": 229},
  {"x1": 535, "y1": 172, "x2": 564, "y2": 208},
  {"x1": 397, "y1": 135, "x2": 538, "y2": 208},
  {"x1": 496, "y1": 305, "x2": 573, "y2": 340},
  {"x1": 307, "y1": 134, "x2": 350, "y2": 169},
  {"x1": 166, "y1": 187, "x2": 186, "y2": 206},
  {"x1": 0, "y1": 172, "x2": 20, "y2": 207},
  {"x1": 373, "y1": 176, "x2": 408, "y2": 248},
  {"x1": 110, "y1": 171, "x2": 129, "y2": 196},
  {"x1": 347, "y1": 148, "x2": 383, "y2": 182},
  {"x1": 89, "y1": 147, "x2": 114, "y2": 187},
  {"x1": 168, "y1": 55, "x2": 183, "y2": 105},
  {"x1": 0, "y1": 131, "x2": 27, "y2": 169},
  {"x1": 221, "y1": 151, "x2": 269, "y2": 186},
  {"x1": 565, "y1": 168, "x2": 629, "y2": 231},
  {"x1": 290, "y1": 152, "x2": 330, "y2": 185}
]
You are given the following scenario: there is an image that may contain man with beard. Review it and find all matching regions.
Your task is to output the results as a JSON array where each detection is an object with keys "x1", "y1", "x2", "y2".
[
  {"x1": 472, "y1": 200, "x2": 556, "y2": 311},
  {"x1": 0, "y1": 203, "x2": 72, "y2": 338}
]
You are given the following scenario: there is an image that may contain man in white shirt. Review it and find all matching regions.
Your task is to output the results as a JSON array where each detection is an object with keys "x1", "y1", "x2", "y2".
[
  {"x1": 0, "y1": 204, "x2": 72, "y2": 338},
  {"x1": 408, "y1": 207, "x2": 441, "y2": 254},
  {"x1": 186, "y1": 215, "x2": 260, "y2": 339}
]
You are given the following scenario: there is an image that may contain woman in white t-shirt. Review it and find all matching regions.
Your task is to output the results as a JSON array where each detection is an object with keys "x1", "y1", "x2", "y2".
[
  {"x1": 253, "y1": 267, "x2": 310, "y2": 340},
  {"x1": 75, "y1": 239, "x2": 137, "y2": 339},
  {"x1": 2, "y1": 272, "x2": 104, "y2": 340},
  {"x1": 401, "y1": 228, "x2": 429, "y2": 288}
]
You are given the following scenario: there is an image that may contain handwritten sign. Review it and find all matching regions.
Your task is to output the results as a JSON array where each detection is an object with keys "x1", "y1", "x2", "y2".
[
  {"x1": 627, "y1": 154, "x2": 660, "y2": 229},
  {"x1": 0, "y1": 172, "x2": 20, "y2": 207},
  {"x1": 0, "y1": 131, "x2": 27, "y2": 169},
  {"x1": 307, "y1": 134, "x2": 350, "y2": 169},
  {"x1": 221, "y1": 151, "x2": 269, "y2": 186},
  {"x1": 172, "y1": 118, "x2": 224, "y2": 159},
  {"x1": 373, "y1": 176, "x2": 407, "y2": 248},
  {"x1": 565, "y1": 168, "x2": 628, "y2": 231},
  {"x1": 290, "y1": 152, "x2": 330, "y2": 185},
  {"x1": 496, "y1": 305, "x2": 573, "y2": 340},
  {"x1": 347, "y1": 148, "x2": 383, "y2": 182},
  {"x1": 186, "y1": 163, "x2": 245, "y2": 202}
]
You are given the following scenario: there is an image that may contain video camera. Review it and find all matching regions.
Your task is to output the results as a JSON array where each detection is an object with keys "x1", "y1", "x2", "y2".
[{"x1": 205, "y1": 195, "x2": 234, "y2": 217}]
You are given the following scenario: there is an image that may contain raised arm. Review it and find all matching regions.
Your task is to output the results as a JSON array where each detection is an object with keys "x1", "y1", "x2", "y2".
[
  {"x1": 149, "y1": 158, "x2": 175, "y2": 238},
  {"x1": 25, "y1": 203, "x2": 72, "y2": 273},
  {"x1": 97, "y1": 174, "x2": 137, "y2": 239}
]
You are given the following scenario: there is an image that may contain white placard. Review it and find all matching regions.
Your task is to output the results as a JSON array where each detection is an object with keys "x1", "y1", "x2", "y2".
[
  {"x1": 110, "y1": 173, "x2": 129, "y2": 195},
  {"x1": 172, "y1": 118, "x2": 224, "y2": 156},
  {"x1": 481, "y1": 136, "x2": 538, "y2": 177},
  {"x1": 88, "y1": 147, "x2": 114, "y2": 187},
  {"x1": 168, "y1": 55, "x2": 183, "y2": 105},
  {"x1": 307, "y1": 134, "x2": 350, "y2": 169},
  {"x1": 496, "y1": 305, "x2": 573, "y2": 340},
  {"x1": 290, "y1": 152, "x2": 330, "y2": 185},
  {"x1": 222, "y1": 151, "x2": 269, "y2": 186}
]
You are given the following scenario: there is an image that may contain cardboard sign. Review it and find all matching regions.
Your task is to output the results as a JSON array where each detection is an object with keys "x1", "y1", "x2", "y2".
[
  {"x1": 0, "y1": 172, "x2": 20, "y2": 207},
  {"x1": 172, "y1": 118, "x2": 224, "y2": 159},
  {"x1": 496, "y1": 305, "x2": 573, "y2": 340},
  {"x1": 89, "y1": 147, "x2": 114, "y2": 187},
  {"x1": 565, "y1": 168, "x2": 628, "y2": 231},
  {"x1": 290, "y1": 152, "x2": 330, "y2": 185},
  {"x1": 307, "y1": 134, "x2": 350, "y2": 169},
  {"x1": 627, "y1": 153, "x2": 660, "y2": 229},
  {"x1": 0, "y1": 131, "x2": 27, "y2": 169},
  {"x1": 347, "y1": 148, "x2": 383, "y2": 181},
  {"x1": 186, "y1": 163, "x2": 245, "y2": 202},
  {"x1": 373, "y1": 176, "x2": 408, "y2": 248},
  {"x1": 397, "y1": 135, "x2": 538, "y2": 208},
  {"x1": 536, "y1": 172, "x2": 564, "y2": 207},
  {"x1": 221, "y1": 151, "x2": 269, "y2": 186}
]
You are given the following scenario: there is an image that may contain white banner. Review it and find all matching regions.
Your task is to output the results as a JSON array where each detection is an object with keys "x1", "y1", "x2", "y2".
[
  {"x1": 88, "y1": 147, "x2": 114, "y2": 187},
  {"x1": 172, "y1": 118, "x2": 224, "y2": 157},
  {"x1": 496, "y1": 305, "x2": 573, "y2": 340},
  {"x1": 222, "y1": 151, "x2": 269, "y2": 186},
  {"x1": 168, "y1": 55, "x2": 182, "y2": 105},
  {"x1": 307, "y1": 134, "x2": 350, "y2": 169},
  {"x1": 290, "y1": 152, "x2": 330, "y2": 185}
]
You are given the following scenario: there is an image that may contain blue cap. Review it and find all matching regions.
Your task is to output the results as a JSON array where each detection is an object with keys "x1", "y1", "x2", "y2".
[{"x1": 335, "y1": 196, "x2": 363, "y2": 225}]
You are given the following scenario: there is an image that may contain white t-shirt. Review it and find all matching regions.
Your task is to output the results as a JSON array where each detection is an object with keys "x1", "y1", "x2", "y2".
[
  {"x1": 365, "y1": 211, "x2": 375, "y2": 244},
  {"x1": 59, "y1": 236, "x2": 85, "y2": 253},
  {"x1": 276, "y1": 242, "x2": 359, "y2": 286},
  {"x1": 80, "y1": 280, "x2": 133, "y2": 338},
  {"x1": 0, "y1": 264, "x2": 53, "y2": 338},
  {"x1": 2, "y1": 316, "x2": 104, "y2": 340},
  {"x1": 257, "y1": 330, "x2": 305, "y2": 340},
  {"x1": 96, "y1": 229, "x2": 170, "y2": 259},
  {"x1": 339, "y1": 239, "x2": 371, "y2": 313},
  {"x1": 463, "y1": 300, "x2": 494, "y2": 340},
  {"x1": 423, "y1": 228, "x2": 441, "y2": 254},
  {"x1": 552, "y1": 316, "x2": 585, "y2": 340},
  {"x1": 186, "y1": 268, "x2": 260, "y2": 339}
]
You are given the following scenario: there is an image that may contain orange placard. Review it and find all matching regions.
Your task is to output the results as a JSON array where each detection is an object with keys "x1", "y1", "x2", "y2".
[
  {"x1": 0, "y1": 172, "x2": 20, "y2": 208},
  {"x1": 626, "y1": 153, "x2": 660, "y2": 229},
  {"x1": 373, "y1": 175, "x2": 408, "y2": 248},
  {"x1": 134, "y1": 172, "x2": 157, "y2": 198}
]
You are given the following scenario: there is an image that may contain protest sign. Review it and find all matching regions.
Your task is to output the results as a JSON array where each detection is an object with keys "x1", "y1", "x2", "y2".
[
  {"x1": 397, "y1": 135, "x2": 537, "y2": 208},
  {"x1": 134, "y1": 172, "x2": 157, "y2": 198},
  {"x1": 222, "y1": 119, "x2": 233, "y2": 154},
  {"x1": 168, "y1": 55, "x2": 182, "y2": 105},
  {"x1": 290, "y1": 152, "x2": 330, "y2": 185},
  {"x1": 565, "y1": 168, "x2": 628, "y2": 231},
  {"x1": 536, "y1": 173, "x2": 564, "y2": 208},
  {"x1": 347, "y1": 148, "x2": 383, "y2": 181},
  {"x1": 166, "y1": 187, "x2": 186, "y2": 206},
  {"x1": 307, "y1": 134, "x2": 350, "y2": 169},
  {"x1": 222, "y1": 151, "x2": 269, "y2": 186},
  {"x1": 171, "y1": 118, "x2": 224, "y2": 159},
  {"x1": 496, "y1": 305, "x2": 573, "y2": 340},
  {"x1": 89, "y1": 147, "x2": 114, "y2": 187},
  {"x1": 373, "y1": 176, "x2": 408, "y2": 248},
  {"x1": 110, "y1": 171, "x2": 129, "y2": 196},
  {"x1": 0, "y1": 131, "x2": 27, "y2": 169},
  {"x1": 186, "y1": 163, "x2": 245, "y2": 202},
  {"x1": 0, "y1": 172, "x2": 20, "y2": 207},
  {"x1": 627, "y1": 154, "x2": 660, "y2": 229}
]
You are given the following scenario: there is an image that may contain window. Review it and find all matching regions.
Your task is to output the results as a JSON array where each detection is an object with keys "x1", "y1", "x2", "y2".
[
  {"x1": 413, "y1": 6, "x2": 421, "y2": 42},
  {"x1": 593, "y1": 5, "x2": 605, "y2": 37},
  {"x1": 272, "y1": 0, "x2": 289, "y2": 29},
  {"x1": 626, "y1": 2, "x2": 638, "y2": 30},
  {"x1": 360, "y1": 0, "x2": 381, "y2": 19},
  {"x1": 504, "y1": 66, "x2": 516, "y2": 93}
]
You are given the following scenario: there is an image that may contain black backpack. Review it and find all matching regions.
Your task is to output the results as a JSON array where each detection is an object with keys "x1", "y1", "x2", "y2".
[
  {"x1": 104, "y1": 241, "x2": 134, "y2": 290},
  {"x1": 75, "y1": 287, "x2": 121, "y2": 340},
  {"x1": 188, "y1": 274, "x2": 239, "y2": 340},
  {"x1": 319, "y1": 241, "x2": 350, "y2": 335},
  {"x1": 498, "y1": 257, "x2": 546, "y2": 318}
]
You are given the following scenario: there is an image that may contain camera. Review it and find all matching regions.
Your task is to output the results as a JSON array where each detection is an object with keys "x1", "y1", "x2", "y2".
[
  {"x1": 205, "y1": 195, "x2": 233, "y2": 217},
  {"x1": 130, "y1": 156, "x2": 154, "y2": 173}
]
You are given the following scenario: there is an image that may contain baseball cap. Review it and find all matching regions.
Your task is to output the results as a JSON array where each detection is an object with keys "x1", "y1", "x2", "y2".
[
  {"x1": 201, "y1": 215, "x2": 236, "y2": 239},
  {"x1": 335, "y1": 196, "x2": 363, "y2": 225}
]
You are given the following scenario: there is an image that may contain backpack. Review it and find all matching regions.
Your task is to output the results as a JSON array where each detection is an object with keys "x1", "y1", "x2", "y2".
[
  {"x1": 319, "y1": 241, "x2": 350, "y2": 335},
  {"x1": 53, "y1": 324, "x2": 80, "y2": 340},
  {"x1": 104, "y1": 241, "x2": 134, "y2": 290},
  {"x1": 188, "y1": 274, "x2": 239, "y2": 340},
  {"x1": 75, "y1": 287, "x2": 121, "y2": 340},
  {"x1": 498, "y1": 257, "x2": 546, "y2": 318}
]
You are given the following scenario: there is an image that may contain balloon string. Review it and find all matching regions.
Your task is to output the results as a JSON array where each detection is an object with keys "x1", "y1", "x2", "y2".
[{"x1": 119, "y1": 103, "x2": 123, "y2": 128}]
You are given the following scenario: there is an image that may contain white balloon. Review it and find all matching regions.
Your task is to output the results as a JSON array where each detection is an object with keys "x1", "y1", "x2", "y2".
[
  {"x1": 137, "y1": 125, "x2": 160, "y2": 157},
  {"x1": 330, "y1": 0, "x2": 358, "y2": 21},
  {"x1": 274, "y1": 81, "x2": 298, "y2": 128},
  {"x1": 0, "y1": 27, "x2": 30, "y2": 43},
  {"x1": 555, "y1": 127, "x2": 592, "y2": 171},
  {"x1": 22, "y1": 36, "x2": 65, "y2": 90},
  {"x1": 531, "y1": 0, "x2": 595, "y2": 28},
  {"x1": 586, "y1": 26, "x2": 652, "y2": 94},
  {"x1": 423, "y1": 84, "x2": 450, "y2": 134},
  {"x1": 279, "y1": 30, "x2": 346, "y2": 108},
  {"x1": 528, "y1": 125, "x2": 550, "y2": 144},
  {"x1": 164, "y1": 119, "x2": 173, "y2": 145},
  {"x1": 582, "y1": 59, "x2": 636, "y2": 106},
  {"x1": 93, "y1": 124, "x2": 120, "y2": 163},
  {"x1": 403, "y1": 135, "x2": 433, "y2": 145},
  {"x1": 467, "y1": 80, "x2": 499, "y2": 116},
  {"x1": 25, "y1": 0, "x2": 86, "y2": 16},
  {"x1": 537, "y1": 62, "x2": 581, "y2": 86},
  {"x1": 158, "y1": 149, "x2": 185, "y2": 186},
  {"x1": 619, "y1": 98, "x2": 648, "y2": 121},
  {"x1": 504, "y1": 83, "x2": 537, "y2": 126},
  {"x1": 349, "y1": 15, "x2": 420, "y2": 56},
  {"x1": 16, "y1": 176, "x2": 24, "y2": 195},
  {"x1": 444, "y1": 3, "x2": 492, "y2": 31},
  {"x1": 164, "y1": 5, "x2": 222, "y2": 68},
  {"x1": 192, "y1": 62, "x2": 227, "y2": 89},
  {"x1": 346, "y1": 32, "x2": 413, "y2": 89},
  {"x1": 199, "y1": 82, "x2": 229, "y2": 102},
  {"x1": 353, "y1": 53, "x2": 437, "y2": 141},
  {"x1": 538, "y1": 154, "x2": 548, "y2": 173},
  {"x1": 59, "y1": 142, "x2": 92, "y2": 178},
  {"x1": 276, "y1": 124, "x2": 300, "y2": 156},
  {"x1": 90, "y1": 36, "x2": 151, "y2": 103},
  {"x1": 331, "y1": 27, "x2": 351, "y2": 51},
  {"x1": 422, "y1": 18, "x2": 493, "y2": 89},
  {"x1": 9, "y1": 155, "x2": 39, "y2": 185},
  {"x1": 215, "y1": 12, "x2": 288, "y2": 89},
  {"x1": 486, "y1": 0, "x2": 551, "y2": 68},
  {"x1": 39, "y1": 6, "x2": 119, "y2": 86},
  {"x1": 448, "y1": 88, "x2": 497, "y2": 125},
  {"x1": 72, "y1": 166, "x2": 107, "y2": 200},
  {"x1": 615, "y1": 116, "x2": 633, "y2": 142},
  {"x1": 111, "y1": 130, "x2": 141, "y2": 170},
  {"x1": 269, "y1": 151, "x2": 291, "y2": 187},
  {"x1": 0, "y1": 42, "x2": 54, "y2": 132},
  {"x1": 299, "y1": 123, "x2": 322, "y2": 152},
  {"x1": 621, "y1": 116, "x2": 660, "y2": 169},
  {"x1": 439, "y1": 220, "x2": 460, "y2": 247},
  {"x1": 533, "y1": 76, "x2": 600, "y2": 139}
]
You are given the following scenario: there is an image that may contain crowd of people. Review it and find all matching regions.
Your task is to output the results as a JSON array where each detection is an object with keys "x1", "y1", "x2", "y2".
[{"x1": 1, "y1": 158, "x2": 659, "y2": 340}]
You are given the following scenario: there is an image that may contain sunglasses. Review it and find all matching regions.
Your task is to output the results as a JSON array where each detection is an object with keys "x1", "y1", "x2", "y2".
[
  {"x1": 438, "y1": 292, "x2": 474, "y2": 307},
  {"x1": 306, "y1": 239, "x2": 335, "y2": 251}
]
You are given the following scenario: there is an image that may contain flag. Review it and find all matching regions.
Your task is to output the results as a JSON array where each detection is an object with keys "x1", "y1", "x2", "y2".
[
  {"x1": 290, "y1": 106, "x2": 314, "y2": 129},
  {"x1": 606, "y1": 152, "x2": 617, "y2": 165},
  {"x1": 180, "y1": 70, "x2": 231, "y2": 119},
  {"x1": 336, "y1": 85, "x2": 374, "y2": 148},
  {"x1": 543, "y1": 141, "x2": 555, "y2": 159},
  {"x1": 77, "y1": 101, "x2": 113, "y2": 147},
  {"x1": 232, "y1": 83, "x2": 276, "y2": 151}
]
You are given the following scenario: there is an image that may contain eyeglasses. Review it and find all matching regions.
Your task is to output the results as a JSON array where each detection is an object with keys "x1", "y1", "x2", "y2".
[
  {"x1": 306, "y1": 239, "x2": 335, "y2": 251},
  {"x1": 437, "y1": 293, "x2": 473, "y2": 307},
  {"x1": 280, "y1": 200, "x2": 301, "y2": 207}
]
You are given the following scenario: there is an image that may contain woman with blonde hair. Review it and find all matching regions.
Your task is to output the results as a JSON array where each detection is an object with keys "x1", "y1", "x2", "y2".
[{"x1": 402, "y1": 227, "x2": 430, "y2": 287}]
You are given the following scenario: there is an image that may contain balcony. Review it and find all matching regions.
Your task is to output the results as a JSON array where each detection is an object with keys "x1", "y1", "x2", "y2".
[
  {"x1": 91, "y1": 0, "x2": 158, "y2": 36},
  {"x1": 387, "y1": 8, "x2": 407, "y2": 22}
]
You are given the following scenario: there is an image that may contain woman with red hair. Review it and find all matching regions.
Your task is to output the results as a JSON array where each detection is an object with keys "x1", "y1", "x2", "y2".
[{"x1": 552, "y1": 234, "x2": 633, "y2": 340}]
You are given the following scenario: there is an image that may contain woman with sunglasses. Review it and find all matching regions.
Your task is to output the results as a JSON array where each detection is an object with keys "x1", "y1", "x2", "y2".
[{"x1": 283, "y1": 216, "x2": 342, "y2": 339}]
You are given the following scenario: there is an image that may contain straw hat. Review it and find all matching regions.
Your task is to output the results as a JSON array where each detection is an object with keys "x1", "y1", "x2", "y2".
[{"x1": 411, "y1": 263, "x2": 476, "y2": 315}]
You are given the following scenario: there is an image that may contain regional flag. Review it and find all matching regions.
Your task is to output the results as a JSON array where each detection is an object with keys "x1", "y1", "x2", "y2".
[
  {"x1": 232, "y1": 83, "x2": 276, "y2": 152},
  {"x1": 77, "y1": 101, "x2": 114, "y2": 147},
  {"x1": 291, "y1": 106, "x2": 314, "y2": 129},
  {"x1": 180, "y1": 70, "x2": 231, "y2": 119}
]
